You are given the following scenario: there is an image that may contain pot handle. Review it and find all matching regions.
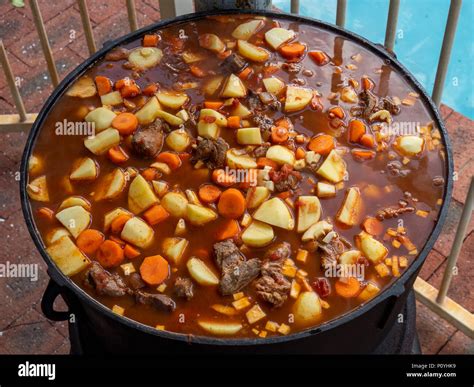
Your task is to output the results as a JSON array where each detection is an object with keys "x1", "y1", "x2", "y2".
[{"x1": 41, "y1": 280, "x2": 71, "y2": 321}]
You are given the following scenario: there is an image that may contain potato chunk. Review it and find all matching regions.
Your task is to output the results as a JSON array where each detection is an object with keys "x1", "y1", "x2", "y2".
[
  {"x1": 104, "y1": 207, "x2": 132, "y2": 232},
  {"x1": 27, "y1": 175, "x2": 49, "y2": 202},
  {"x1": 161, "y1": 192, "x2": 188, "y2": 218},
  {"x1": 226, "y1": 149, "x2": 258, "y2": 169},
  {"x1": 284, "y1": 86, "x2": 313, "y2": 112},
  {"x1": 265, "y1": 27, "x2": 295, "y2": 50},
  {"x1": 241, "y1": 220, "x2": 274, "y2": 247},
  {"x1": 128, "y1": 175, "x2": 159, "y2": 214},
  {"x1": 186, "y1": 204, "x2": 218, "y2": 226},
  {"x1": 85, "y1": 107, "x2": 116, "y2": 132},
  {"x1": 96, "y1": 168, "x2": 127, "y2": 201},
  {"x1": 316, "y1": 149, "x2": 346, "y2": 183},
  {"x1": 165, "y1": 129, "x2": 191, "y2": 152},
  {"x1": 84, "y1": 128, "x2": 120, "y2": 155},
  {"x1": 156, "y1": 92, "x2": 188, "y2": 109},
  {"x1": 296, "y1": 196, "x2": 322, "y2": 233},
  {"x1": 336, "y1": 187, "x2": 361, "y2": 226},
  {"x1": 46, "y1": 236, "x2": 90, "y2": 276},
  {"x1": 237, "y1": 127, "x2": 263, "y2": 145},
  {"x1": 135, "y1": 96, "x2": 161, "y2": 125},
  {"x1": 356, "y1": 232, "x2": 388, "y2": 264},
  {"x1": 70, "y1": 157, "x2": 98, "y2": 181},
  {"x1": 237, "y1": 40, "x2": 269, "y2": 62},
  {"x1": 198, "y1": 320, "x2": 242, "y2": 336},
  {"x1": 301, "y1": 220, "x2": 333, "y2": 242},
  {"x1": 121, "y1": 217, "x2": 154, "y2": 248},
  {"x1": 162, "y1": 237, "x2": 189, "y2": 265},
  {"x1": 66, "y1": 76, "x2": 96, "y2": 98},
  {"x1": 187, "y1": 257, "x2": 219, "y2": 286},
  {"x1": 293, "y1": 291, "x2": 322, "y2": 325},
  {"x1": 59, "y1": 196, "x2": 91, "y2": 212},
  {"x1": 128, "y1": 47, "x2": 163, "y2": 69},
  {"x1": 232, "y1": 19, "x2": 263, "y2": 40},
  {"x1": 253, "y1": 197, "x2": 294, "y2": 230},
  {"x1": 55, "y1": 205, "x2": 91, "y2": 238},
  {"x1": 221, "y1": 74, "x2": 247, "y2": 98},
  {"x1": 266, "y1": 145, "x2": 295, "y2": 166},
  {"x1": 246, "y1": 186, "x2": 270, "y2": 209},
  {"x1": 263, "y1": 77, "x2": 286, "y2": 95}
]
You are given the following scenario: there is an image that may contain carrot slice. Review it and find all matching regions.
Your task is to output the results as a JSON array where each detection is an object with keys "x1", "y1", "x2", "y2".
[
  {"x1": 275, "y1": 117, "x2": 291, "y2": 129},
  {"x1": 198, "y1": 184, "x2": 222, "y2": 203},
  {"x1": 120, "y1": 83, "x2": 141, "y2": 98},
  {"x1": 212, "y1": 169, "x2": 236, "y2": 187},
  {"x1": 271, "y1": 126, "x2": 289, "y2": 144},
  {"x1": 362, "y1": 76, "x2": 375, "y2": 91},
  {"x1": 97, "y1": 240, "x2": 125, "y2": 268},
  {"x1": 194, "y1": 248, "x2": 209, "y2": 259},
  {"x1": 362, "y1": 217, "x2": 384, "y2": 236},
  {"x1": 308, "y1": 50, "x2": 329, "y2": 65},
  {"x1": 203, "y1": 101, "x2": 224, "y2": 110},
  {"x1": 143, "y1": 34, "x2": 159, "y2": 47},
  {"x1": 217, "y1": 188, "x2": 246, "y2": 219},
  {"x1": 263, "y1": 65, "x2": 279, "y2": 77},
  {"x1": 348, "y1": 119, "x2": 366, "y2": 143},
  {"x1": 143, "y1": 204, "x2": 170, "y2": 226},
  {"x1": 215, "y1": 219, "x2": 240, "y2": 241},
  {"x1": 351, "y1": 149, "x2": 376, "y2": 160},
  {"x1": 277, "y1": 191, "x2": 291, "y2": 199},
  {"x1": 190, "y1": 64, "x2": 206, "y2": 78},
  {"x1": 217, "y1": 50, "x2": 232, "y2": 60},
  {"x1": 141, "y1": 168, "x2": 157, "y2": 181},
  {"x1": 109, "y1": 235, "x2": 126, "y2": 247},
  {"x1": 335, "y1": 277, "x2": 361, "y2": 298},
  {"x1": 157, "y1": 152, "x2": 182, "y2": 170},
  {"x1": 295, "y1": 147, "x2": 306, "y2": 160},
  {"x1": 142, "y1": 83, "x2": 158, "y2": 96},
  {"x1": 77, "y1": 229, "x2": 105, "y2": 255},
  {"x1": 37, "y1": 207, "x2": 55, "y2": 221},
  {"x1": 124, "y1": 244, "x2": 140, "y2": 259},
  {"x1": 238, "y1": 67, "x2": 252, "y2": 80},
  {"x1": 308, "y1": 134, "x2": 335, "y2": 155},
  {"x1": 95, "y1": 76, "x2": 112, "y2": 96},
  {"x1": 360, "y1": 133, "x2": 375, "y2": 148},
  {"x1": 110, "y1": 214, "x2": 132, "y2": 235},
  {"x1": 112, "y1": 112, "x2": 138, "y2": 135},
  {"x1": 256, "y1": 157, "x2": 278, "y2": 170},
  {"x1": 227, "y1": 115, "x2": 241, "y2": 129},
  {"x1": 139, "y1": 255, "x2": 169, "y2": 285},
  {"x1": 107, "y1": 145, "x2": 129, "y2": 164},
  {"x1": 279, "y1": 42, "x2": 306, "y2": 59},
  {"x1": 328, "y1": 106, "x2": 345, "y2": 119}
]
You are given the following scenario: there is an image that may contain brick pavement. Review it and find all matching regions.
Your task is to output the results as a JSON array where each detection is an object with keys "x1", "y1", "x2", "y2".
[{"x1": 0, "y1": 1, "x2": 472, "y2": 355}]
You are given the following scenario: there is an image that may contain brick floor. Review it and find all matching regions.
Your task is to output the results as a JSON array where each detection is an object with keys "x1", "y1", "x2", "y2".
[{"x1": 0, "y1": 1, "x2": 472, "y2": 355}]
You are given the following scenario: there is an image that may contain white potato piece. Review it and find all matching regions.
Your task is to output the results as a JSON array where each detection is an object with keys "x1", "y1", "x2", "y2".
[
  {"x1": 58, "y1": 196, "x2": 91, "y2": 212},
  {"x1": 186, "y1": 204, "x2": 218, "y2": 226},
  {"x1": 358, "y1": 282, "x2": 381, "y2": 302},
  {"x1": 296, "y1": 196, "x2": 322, "y2": 233},
  {"x1": 156, "y1": 92, "x2": 188, "y2": 109},
  {"x1": 152, "y1": 180, "x2": 169, "y2": 197},
  {"x1": 45, "y1": 227, "x2": 70, "y2": 246},
  {"x1": 27, "y1": 175, "x2": 49, "y2": 202},
  {"x1": 161, "y1": 192, "x2": 188, "y2": 217},
  {"x1": 70, "y1": 157, "x2": 98, "y2": 181},
  {"x1": 66, "y1": 76, "x2": 96, "y2": 98},
  {"x1": 156, "y1": 109, "x2": 184, "y2": 126},
  {"x1": 395, "y1": 135, "x2": 424, "y2": 156},
  {"x1": 128, "y1": 175, "x2": 158, "y2": 214},
  {"x1": 246, "y1": 186, "x2": 270, "y2": 209},
  {"x1": 28, "y1": 154, "x2": 43, "y2": 175},
  {"x1": 316, "y1": 149, "x2": 346, "y2": 183},
  {"x1": 198, "y1": 320, "x2": 242, "y2": 336},
  {"x1": 253, "y1": 197, "x2": 294, "y2": 230},
  {"x1": 100, "y1": 91, "x2": 123, "y2": 106},
  {"x1": 85, "y1": 107, "x2": 116, "y2": 132},
  {"x1": 293, "y1": 291, "x2": 322, "y2": 325},
  {"x1": 203, "y1": 76, "x2": 224, "y2": 96},
  {"x1": 232, "y1": 19, "x2": 263, "y2": 40},
  {"x1": 182, "y1": 50, "x2": 206, "y2": 64},
  {"x1": 231, "y1": 101, "x2": 252, "y2": 118},
  {"x1": 55, "y1": 205, "x2": 91, "y2": 238},
  {"x1": 301, "y1": 220, "x2": 333, "y2": 242},
  {"x1": 84, "y1": 128, "x2": 120, "y2": 155},
  {"x1": 46, "y1": 236, "x2": 90, "y2": 276},
  {"x1": 197, "y1": 121, "x2": 220, "y2": 140},
  {"x1": 135, "y1": 96, "x2": 161, "y2": 125},
  {"x1": 200, "y1": 109, "x2": 228, "y2": 127},
  {"x1": 104, "y1": 207, "x2": 132, "y2": 232},
  {"x1": 128, "y1": 47, "x2": 163, "y2": 69},
  {"x1": 237, "y1": 40, "x2": 269, "y2": 62},
  {"x1": 162, "y1": 237, "x2": 189, "y2": 265},
  {"x1": 187, "y1": 257, "x2": 219, "y2": 286},
  {"x1": 284, "y1": 86, "x2": 313, "y2": 112},
  {"x1": 265, "y1": 27, "x2": 295, "y2": 50},
  {"x1": 336, "y1": 187, "x2": 361, "y2": 226},
  {"x1": 199, "y1": 33, "x2": 226, "y2": 53},
  {"x1": 241, "y1": 220, "x2": 274, "y2": 247},
  {"x1": 339, "y1": 250, "x2": 362, "y2": 265},
  {"x1": 96, "y1": 168, "x2": 127, "y2": 201},
  {"x1": 316, "y1": 182, "x2": 336, "y2": 198},
  {"x1": 221, "y1": 74, "x2": 247, "y2": 98},
  {"x1": 263, "y1": 77, "x2": 286, "y2": 95},
  {"x1": 166, "y1": 128, "x2": 191, "y2": 152},
  {"x1": 121, "y1": 217, "x2": 154, "y2": 248},
  {"x1": 266, "y1": 145, "x2": 295, "y2": 166},
  {"x1": 237, "y1": 127, "x2": 262, "y2": 145},
  {"x1": 226, "y1": 149, "x2": 257, "y2": 169},
  {"x1": 356, "y1": 231, "x2": 388, "y2": 264}
]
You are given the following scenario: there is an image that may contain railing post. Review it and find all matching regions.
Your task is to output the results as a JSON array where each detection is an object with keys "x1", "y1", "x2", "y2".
[
  {"x1": 78, "y1": 0, "x2": 97, "y2": 55},
  {"x1": 291, "y1": 0, "x2": 300, "y2": 14},
  {"x1": 432, "y1": 0, "x2": 462, "y2": 106},
  {"x1": 126, "y1": 0, "x2": 139, "y2": 31},
  {"x1": 161, "y1": 0, "x2": 195, "y2": 18},
  {"x1": 336, "y1": 0, "x2": 347, "y2": 28},
  {"x1": 384, "y1": 0, "x2": 400, "y2": 52}
]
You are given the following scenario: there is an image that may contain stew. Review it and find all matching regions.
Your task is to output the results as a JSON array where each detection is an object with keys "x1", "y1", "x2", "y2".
[{"x1": 27, "y1": 14, "x2": 447, "y2": 338}]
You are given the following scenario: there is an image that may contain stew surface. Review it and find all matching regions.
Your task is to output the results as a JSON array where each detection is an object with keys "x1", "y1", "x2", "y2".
[{"x1": 27, "y1": 14, "x2": 447, "y2": 338}]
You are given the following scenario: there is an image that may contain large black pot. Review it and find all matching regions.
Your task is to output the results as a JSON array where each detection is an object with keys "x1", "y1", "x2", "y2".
[{"x1": 21, "y1": 9, "x2": 453, "y2": 354}]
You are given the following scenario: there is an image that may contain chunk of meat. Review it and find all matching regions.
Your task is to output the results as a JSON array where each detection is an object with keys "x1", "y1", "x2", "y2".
[
  {"x1": 85, "y1": 262, "x2": 130, "y2": 297},
  {"x1": 264, "y1": 242, "x2": 292, "y2": 261},
  {"x1": 191, "y1": 137, "x2": 229, "y2": 169},
  {"x1": 105, "y1": 47, "x2": 130, "y2": 61},
  {"x1": 220, "y1": 53, "x2": 247, "y2": 74},
  {"x1": 135, "y1": 290, "x2": 176, "y2": 312},
  {"x1": 376, "y1": 205, "x2": 415, "y2": 220},
  {"x1": 131, "y1": 119, "x2": 164, "y2": 159},
  {"x1": 269, "y1": 164, "x2": 301, "y2": 192},
  {"x1": 174, "y1": 277, "x2": 194, "y2": 300},
  {"x1": 213, "y1": 239, "x2": 261, "y2": 296},
  {"x1": 128, "y1": 272, "x2": 146, "y2": 290},
  {"x1": 255, "y1": 259, "x2": 291, "y2": 307},
  {"x1": 253, "y1": 142, "x2": 270, "y2": 158},
  {"x1": 282, "y1": 62, "x2": 302, "y2": 73},
  {"x1": 318, "y1": 233, "x2": 347, "y2": 268}
]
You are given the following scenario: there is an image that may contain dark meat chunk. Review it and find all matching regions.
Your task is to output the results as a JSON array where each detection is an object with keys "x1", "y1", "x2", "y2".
[
  {"x1": 131, "y1": 119, "x2": 164, "y2": 159},
  {"x1": 253, "y1": 114, "x2": 274, "y2": 141},
  {"x1": 387, "y1": 160, "x2": 410, "y2": 177},
  {"x1": 220, "y1": 53, "x2": 247, "y2": 74},
  {"x1": 255, "y1": 259, "x2": 291, "y2": 307},
  {"x1": 376, "y1": 206, "x2": 415, "y2": 220},
  {"x1": 135, "y1": 290, "x2": 176, "y2": 312},
  {"x1": 191, "y1": 137, "x2": 229, "y2": 169},
  {"x1": 258, "y1": 92, "x2": 281, "y2": 111},
  {"x1": 269, "y1": 164, "x2": 301, "y2": 192},
  {"x1": 253, "y1": 142, "x2": 270, "y2": 158},
  {"x1": 312, "y1": 277, "x2": 331, "y2": 298},
  {"x1": 358, "y1": 89, "x2": 378, "y2": 119},
  {"x1": 318, "y1": 234, "x2": 346, "y2": 268},
  {"x1": 213, "y1": 240, "x2": 261, "y2": 296},
  {"x1": 85, "y1": 262, "x2": 130, "y2": 297},
  {"x1": 264, "y1": 242, "x2": 292, "y2": 261},
  {"x1": 105, "y1": 47, "x2": 130, "y2": 61},
  {"x1": 433, "y1": 176, "x2": 445, "y2": 187},
  {"x1": 174, "y1": 277, "x2": 194, "y2": 300},
  {"x1": 128, "y1": 273, "x2": 146, "y2": 290},
  {"x1": 379, "y1": 96, "x2": 400, "y2": 115},
  {"x1": 282, "y1": 62, "x2": 302, "y2": 73},
  {"x1": 248, "y1": 91, "x2": 265, "y2": 113}
]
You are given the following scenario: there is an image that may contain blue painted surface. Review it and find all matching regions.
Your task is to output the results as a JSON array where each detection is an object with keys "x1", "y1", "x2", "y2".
[{"x1": 274, "y1": 0, "x2": 473, "y2": 118}]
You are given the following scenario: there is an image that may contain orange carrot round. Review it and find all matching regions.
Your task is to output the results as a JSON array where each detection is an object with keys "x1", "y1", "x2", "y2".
[
  {"x1": 218, "y1": 188, "x2": 246, "y2": 219},
  {"x1": 124, "y1": 244, "x2": 141, "y2": 259},
  {"x1": 139, "y1": 255, "x2": 169, "y2": 285},
  {"x1": 348, "y1": 119, "x2": 366, "y2": 143},
  {"x1": 271, "y1": 126, "x2": 289, "y2": 144},
  {"x1": 335, "y1": 277, "x2": 361, "y2": 298},
  {"x1": 112, "y1": 112, "x2": 138, "y2": 135},
  {"x1": 308, "y1": 134, "x2": 335, "y2": 155},
  {"x1": 96, "y1": 240, "x2": 124, "y2": 268},
  {"x1": 110, "y1": 214, "x2": 132, "y2": 234},
  {"x1": 77, "y1": 229, "x2": 105, "y2": 255},
  {"x1": 199, "y1": 184, "x2": 222, "y2": 203},
  {"x1": 362, "y1": 217, "x2": 384, "y2": 236},
  {"x1": 279, "y1": 42, "x2": 306, "y2": 59},
  {"x1": 157, "y1": 152, "x2": 182, "y2": 170},
  {"x1": 215, "y1": 219, "x2": 240, "y2": 241}
]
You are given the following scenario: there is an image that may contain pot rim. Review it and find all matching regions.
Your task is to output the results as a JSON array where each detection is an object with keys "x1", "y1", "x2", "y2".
[{"x1": 20, "y1": 9, "x2": 453, "y2": 346}]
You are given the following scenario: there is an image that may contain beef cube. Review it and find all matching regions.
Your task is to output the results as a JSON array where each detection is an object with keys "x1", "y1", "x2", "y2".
[
  {"x1": 191, "y1": 137, "x2": 229, "y2": 169},
  {"x1": 174, "y1": 277, "x2": 194, "y2": 300},
  {"x1": 131, "y1": 119, "x2": 164, "y2": 159},
  {"x1": 85, "y1": 262, "x2": 130, "y2": 297},
  {"x1": 135, "y1": 290, "x2": 176, "y2": 312}
]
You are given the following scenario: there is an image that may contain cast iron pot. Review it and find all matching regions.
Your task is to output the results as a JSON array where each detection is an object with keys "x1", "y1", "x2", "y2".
[{"x1": 20, "y1": 9, "x2": 453, "y2": 354}]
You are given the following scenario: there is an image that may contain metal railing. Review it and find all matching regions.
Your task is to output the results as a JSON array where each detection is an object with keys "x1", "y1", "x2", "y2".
[{"x1": 0, "y1": 0, "x2": 472, "y2": 339}]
